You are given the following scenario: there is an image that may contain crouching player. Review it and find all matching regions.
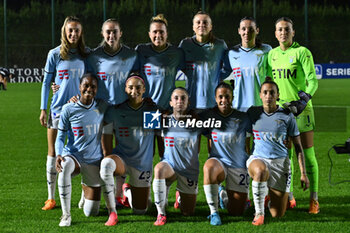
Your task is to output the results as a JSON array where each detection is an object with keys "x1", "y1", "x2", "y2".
[
  {"x1": 55, "y1": 74, "x2": 109, "y2": 227},
  {"x1": 202, "y1": 82, "x2": 252, "y2": 225},
  {"x1": 100, "y1": 73, "x2": 157, "y2": 221},
  {"x1": 246, "y1": 77, "x2": 309, "y2": 225},
  {"x1": 153, "y1": 87, "x2": 202, "y2": 226}
]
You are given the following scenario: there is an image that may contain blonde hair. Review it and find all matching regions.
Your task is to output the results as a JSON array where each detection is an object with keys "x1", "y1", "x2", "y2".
[
  {"x1": 60, "y1": 16, "x2": 87, "y2": 60},
  {"x1": 150, "y1": 14, "x2": 168, "y2": 28},
  {"x1": 193, "y1": 11, "x2": 216, "y2": 43},
  {"x1": 100, "y1": 18, "x2": 122, "y2": 47}
]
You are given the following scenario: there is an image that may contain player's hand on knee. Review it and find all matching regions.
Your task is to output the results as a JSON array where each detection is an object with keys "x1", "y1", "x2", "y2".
[
  {"x1": 39, "y1": 110, "x2": 47, "y2": 127},
  {"x1": 56, "y1": 155, "x2": 65, "y2": 173},
  {"x1": 300, "y1": 173, "x2": 309, "y2": 191},
  {"x1": 51, "y1": 82, "x2": 60, "y2": 94}
]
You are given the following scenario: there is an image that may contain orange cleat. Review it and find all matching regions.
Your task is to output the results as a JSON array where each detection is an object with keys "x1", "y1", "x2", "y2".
[
  {"x1": 308, "y1": 199, "x2": 320, "y2": 214},
  {"x1": 287, "y1": 197, "x2": 296, "y2": 209},
  {"x1": 105, "y1": 212, "x2": 118, "y2": 226},
  {"x1": 122, "y1": 183, "x2": 131, "y2": 208},
  {"x1": 154, "y1": 214, "x2": 167, "y2": 226},
  {"x1": 252, "y1": 214, "x2": 264, "y2": 226},
  {"x1": 174, "y1": 191, "x2": 180, "y2": 209},
  {"x1": 42, "y1": 199, "x2": 56, "y2": 210}
]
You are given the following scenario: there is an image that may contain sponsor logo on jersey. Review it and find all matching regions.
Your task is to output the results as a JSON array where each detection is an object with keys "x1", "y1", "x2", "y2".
[
  {"x1": 58, "y1": 69, "x2": 69, "y2": 80},
  {"x1": 72, "y1": 126, "x2": 84, "y2": 137},
  {"x1": 97, "y1": 72, "x2": 107, "y2": 81},
  {"x1": 143, "y1": 110, "x2": 161, "y2": 129},
  {"x1": 272, "y1": 68, "x2": 297, "y2": 79},
  {"x1": 118, "y1": 127, "x2": 130, "y2": 137},
  {"x1": 165, "y1": 137, "x2": 174, "y2": 147},
  {"x1": 233, "y1": 67, "x2": 241, "y2": 78}
]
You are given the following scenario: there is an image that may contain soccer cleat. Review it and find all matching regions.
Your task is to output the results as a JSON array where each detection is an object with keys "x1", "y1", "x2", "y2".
[
  {"x1": 78, "y1": 196, "x2": 85, "y2": 209},
  {"x1": 218, "y1": 185, "x2": 226, "y2": 209},
  {"x1": 122, "y1": 183, "x2": 131, "y2": 208},
  {"x1": 252, "y1": 214, "x2": 264, "y2": 226},
  {"x1": 308, "y1": 199, "x2": 320, "y2": 214},
  {"x1": 59, "y1": 214, "x2": 71, "y2": 227},
  {"x1": 154, "y1": 214, "x2": 167, "y2": 226},
  {"x1": 207, "y1": 212, "x2": 222, "y2": 226},
  {"x1": 174, "y1": 190, "x2": 180, "y2": 209},
  {"x1": 245, "y1": 199, "x2": 252, "y2": 210},
  {"x1": 105, "y1": 212, "x2": 118, "y2": 226},
  {"x1": 264, "y1": 195, "x2": 270, "y2": 208},
  {"x1": 42, "y1": 199, "x2": 56, "y2": 210},
  {"x1": 287, "y1": 196, "x2": 296, "y2": 209},
  {"x1": 116, "y1": 197, "x2": 125, "y2": 208}
]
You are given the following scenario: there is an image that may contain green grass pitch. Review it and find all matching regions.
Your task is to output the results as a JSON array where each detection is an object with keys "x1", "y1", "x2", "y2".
[{"x1": 0, "y1": 79, "x2": 349, "y2": 232}]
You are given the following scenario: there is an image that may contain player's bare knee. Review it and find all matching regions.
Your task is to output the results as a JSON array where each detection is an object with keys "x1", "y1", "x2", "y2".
[{"x1": 154, "y1": 162, "x2": 168, "y2": 179}]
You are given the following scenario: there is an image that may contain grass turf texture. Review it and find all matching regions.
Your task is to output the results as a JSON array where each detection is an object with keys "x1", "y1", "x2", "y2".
[{"x1": 0, "y1": 79, "x2": 349, "y2": 232}]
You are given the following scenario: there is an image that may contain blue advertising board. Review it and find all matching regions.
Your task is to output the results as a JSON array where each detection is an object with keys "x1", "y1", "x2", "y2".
[{"x1": 315, "y1": 63, "x2": 350, "y2": 79}]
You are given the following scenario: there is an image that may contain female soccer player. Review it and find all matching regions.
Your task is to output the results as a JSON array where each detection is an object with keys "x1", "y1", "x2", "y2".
[
  {"x1": 55, "y1": 73, "x2": 109, "y2": 227},
  {"x1": 179, "y1": 11, "x2": 227, "y2": 111},
  {"x1": 246, "y1": 77, "x2": 309, "y2": 225},
  {"x1": 223, "y1": 17, "x2": 272, "y2": 112},
  {"x1": 136, "y1": 14, "x2": 185, "y2": 110},
  {"x1": 202, "y1": 82, "x2": 251, "y2": 226},
  {"x1": 153, "y1": 87, "x2": 202, "y2": 226},
  {"x1": 40, "y1": 16, "x2": 88, "y2": 211},
  {"x1": 100, "y1": 73, "x2": 158, "y2": 217},
  {"x1": 88, "y1": 18, "x2": 139, "y2": 105},
  {"x1": 267, "y1": 17, "x2": 319, "y2": 214}
]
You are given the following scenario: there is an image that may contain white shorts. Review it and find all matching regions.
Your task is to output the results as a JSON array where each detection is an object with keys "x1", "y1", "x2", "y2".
[
  {"x1": 47, "y1": 111, "x2": 60, "y2": 129},
  {"x1": 65, "y1": 155, "x2": 102, "y2": 187},
  {"x1": 123, "y1": 163, "x2": 152, "y2": 188},
  {"x1": 210, "y1": 158, "x2": 249, "y2": 193},
  {"x1": 246, "y1": 155, "x2": 291, "y2": 193}
]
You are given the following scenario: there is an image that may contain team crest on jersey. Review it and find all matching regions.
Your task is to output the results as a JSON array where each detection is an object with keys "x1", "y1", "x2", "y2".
[
  {"x1": 289, "y1": 56, "x2": 295, "y2": 63},
  {"x1": 143, "y1": 110, "x2": 161, "y2": 129}
]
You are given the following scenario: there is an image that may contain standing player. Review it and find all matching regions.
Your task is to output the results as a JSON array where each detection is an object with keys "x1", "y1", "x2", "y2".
[
  {"x1": 223, "y1": 17, "x2": 272, "y2": 112},
  {"x1": 55, "y1": 73, "x2": 108, "y2": 227},
  {"x1": 101, "y1": 73, "x2": 158, "y2": 216},
  {"x1": 202, "y1": 82, "x2": 251, "y2": 226},
  {"x1": 40, "y1": 16, "x2": 88, "y2": 210},
  {"x1": 179, "y1": 11, "x2": 227, "y2": 111},
  {"x1": 246, "y1": 77, "x2": 309, "y2": 225},
  {"x1": 153, "y1": 87, "x2": 202, "y2": 226},
  {"x1": 267, "y1": 17, "x2": 319, "y2": 213},
  {"x1": 136, "y1": 14, "x2": 185, "y2": 110}
]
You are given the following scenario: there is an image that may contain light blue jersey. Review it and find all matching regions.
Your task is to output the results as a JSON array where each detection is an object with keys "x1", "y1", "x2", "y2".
[
  {"x1": 201, "y1": 108, "x2": 251, "y2": 169},
  {"x1": 161, "y1": 115, "x2": 202, "y2": 181},
  {"x1": 247, "y1": 106, "x2": 299, "y2": 159},
  {"x1": 41, "y1": 46, "x2": 87, "y2": 114},
  {"x1": 223, "y1": 44, "x2": 272, "y2": 112},
  {"x1": 104, "y1": 101, "x2": 158, "y2": 172},
  {"x1": 55, "y1": 99, "x2": 109, "y2": 165},
  {"x1": 179, "y1": 36, "x2": 227, "y2": 109},
  {"x1": 87, "y1": 45, "x2": 139, "y2": 105},
  {"x1": 136, "y1": 43, "x2": 185, "y2": 110}
]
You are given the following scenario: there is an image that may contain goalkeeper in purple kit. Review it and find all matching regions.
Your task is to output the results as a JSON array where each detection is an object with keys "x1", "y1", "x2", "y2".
[{"x1": 267, "y1": 17, "x2": 319, "y2": 214}]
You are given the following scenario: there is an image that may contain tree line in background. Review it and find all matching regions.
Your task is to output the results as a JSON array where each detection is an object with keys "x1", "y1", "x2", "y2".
[{"x1": 0, "y1": 0, "x2": 349, "y2": 67}]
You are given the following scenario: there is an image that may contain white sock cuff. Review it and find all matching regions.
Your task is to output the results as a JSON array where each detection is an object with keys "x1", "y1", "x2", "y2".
[{"x1": 83, "y1": 199, "x2": 100, "y2": 217}]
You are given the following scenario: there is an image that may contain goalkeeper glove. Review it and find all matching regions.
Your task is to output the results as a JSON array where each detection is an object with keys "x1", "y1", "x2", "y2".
[{"x1": 283, "y1": 91, "x2": 312, "y2": 116}]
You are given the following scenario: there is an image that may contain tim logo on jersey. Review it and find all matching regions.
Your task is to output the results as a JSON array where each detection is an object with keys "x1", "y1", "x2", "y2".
[{"x1": 143, "y1": 110, "x2": 162, "y2": 129}]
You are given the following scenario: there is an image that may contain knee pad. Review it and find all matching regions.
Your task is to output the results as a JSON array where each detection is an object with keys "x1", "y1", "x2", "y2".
[
  {"x1": 61, "y1": 156, "x2": 75, "y2": 175},
  {"x1": 100, "y1": 158, "x2": 116, "y2": 179},
  {"x1": 132, "y1": 207, "x2": 147, "y2": 215},
  {"x1": 83, "y1": 199, "x2": 100, "y2": 217}
]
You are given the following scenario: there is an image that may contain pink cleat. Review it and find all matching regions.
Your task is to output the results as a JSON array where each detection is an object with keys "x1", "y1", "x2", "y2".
[{"x1": 105, "y1": 212, "x2": 118, "y2": 226}]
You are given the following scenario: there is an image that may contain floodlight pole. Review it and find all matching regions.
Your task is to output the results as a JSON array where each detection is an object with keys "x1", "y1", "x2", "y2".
[
  {"x1": 253, "y1": 0, "x2": 256, "y2": 19},
  {"x1": 4, "y1": 0, "x2": 8, "y2": 67},
  {"x1": 51, "y1": 0, "x2": 55, "y2": 48},
  {"x1": 153, "y1": 0, "x2": 156, "y2": 16},
  {"x1": 103, "y1": 0, "x2": 106, "y2": 21},
  {"x1": 202, "y1": 0, "x2": 205, "y2": 11},
  {"x1": 305, "y1": 0, "x2": 309, "y2": 46}
]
